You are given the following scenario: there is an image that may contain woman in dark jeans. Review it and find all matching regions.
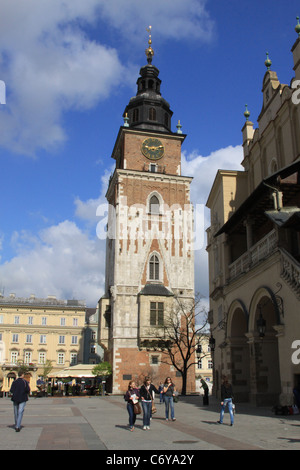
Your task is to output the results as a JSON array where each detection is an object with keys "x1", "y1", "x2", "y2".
[
  {"x1": 140, "y1": 377, "x2": 159, "y2": 430},
  {"x1": 163, "y1": 377, "x2": 176, "y2": 421},
  {"x1": 217, "y1": 376, "x2": 234, "y2": 426},
  {"x1": 124, "y1": 381, "x2": 140, "y2": 431}
]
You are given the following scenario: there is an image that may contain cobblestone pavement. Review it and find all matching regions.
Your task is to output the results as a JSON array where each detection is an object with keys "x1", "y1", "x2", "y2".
[{"x1": 0, "y1": 394, "x2": 299, "y2": 452}]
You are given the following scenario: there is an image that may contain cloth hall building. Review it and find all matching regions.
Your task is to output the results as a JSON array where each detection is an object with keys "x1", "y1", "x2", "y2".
[{"x1": 206, "y1": 20, "x2": 300, "y2": 406}]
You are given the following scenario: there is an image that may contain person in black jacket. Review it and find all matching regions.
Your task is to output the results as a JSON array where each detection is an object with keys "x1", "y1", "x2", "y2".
[
  {"x1": 139, "y1": 377, "x2": 159, "y2": 430},
  {"x1": 217, "y1": 376, "x2": 234, "y2": 426},
  {"x1": 124, "y1": 381, "x2": 140, "y2": 431},
  {"x1": 10, "y1": 370, "x2": 30, "y2": 432}
]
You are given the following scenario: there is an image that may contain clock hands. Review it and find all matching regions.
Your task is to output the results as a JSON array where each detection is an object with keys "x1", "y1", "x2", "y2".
[{"x1": 144, "y1": 145, "x2": 164, "y2": 151}]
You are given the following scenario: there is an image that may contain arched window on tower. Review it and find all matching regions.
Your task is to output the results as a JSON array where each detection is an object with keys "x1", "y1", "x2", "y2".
[
  {"x1": 149, "y1": 195, "x2": 160, "y2": 214},
  {"x1": 149, "y1": 107, "x2": 156, "y2": 121},
  {"x1": 149, "y1": 254, "x2": 160, "y2": 281}
]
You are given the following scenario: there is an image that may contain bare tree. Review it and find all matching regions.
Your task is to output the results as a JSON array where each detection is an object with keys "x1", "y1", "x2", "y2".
[{"x1": 143, "y1": 294, "x2": 209, "y2": 395}]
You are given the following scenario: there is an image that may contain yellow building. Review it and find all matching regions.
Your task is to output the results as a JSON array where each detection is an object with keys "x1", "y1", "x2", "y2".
[
  {"x1": 0, "y1": 293, "x2": 86, "y2": 394},
  {"x1": 206, "y1": 20, "x2": 300, "y2": 406}
]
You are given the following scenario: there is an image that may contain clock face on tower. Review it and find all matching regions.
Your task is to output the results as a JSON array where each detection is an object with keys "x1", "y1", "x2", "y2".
[{"x1": 141, "y1": 137, "x2": 164, "y2": 160}]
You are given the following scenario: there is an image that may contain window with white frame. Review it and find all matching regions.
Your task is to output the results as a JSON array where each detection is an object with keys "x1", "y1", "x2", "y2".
[
  {"x1": 14, "y1": 316, "x2": 20, "y2": 325},
  {"x1": 70, "y1": 353, "x2": 77, "y2": 365},
  {"x1": 28, "y1": 316, "x2": 33, "y2": 325},
  {"x1": 40, "y1": 335, "x2": 46, "y2": 344},
  {"x1": 12, "y1": 334, "x2": 19, "y2": 343},
  {"x1": 71, "y1": 336, "x2": 78, "y2": 345},
  {"x1": 38, "y1": 352, "x2": 46, "y2": 364},
  {"x1": 11, "y1": 351, "x2": 18, "y2": 363},
  {"x1": 24, "y1": 351, "x2": 32, "y2": 364},
  {"x1": 58, "y1": 335, "x2": 65, "y2": 344},
  {"x1": 57, "y1": 353, "x2": 65, "y2": 365},
  {"x1": 42, "y1": 317, "x2": 47, "y2": 326},
  {"x1": 60, "y1": 317, "x2": 66, "y2": 326},
  {"x1": 26, "y1": 334, "x2": 32, "y2": 344},
  {"x1": 73, "y1": 318, "x2": 78, "y2": 327}
]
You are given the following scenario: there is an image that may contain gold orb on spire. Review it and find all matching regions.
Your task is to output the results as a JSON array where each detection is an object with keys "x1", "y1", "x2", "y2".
[{"x1": 145, "y1": 25, "x2": 154, "y2": 64}]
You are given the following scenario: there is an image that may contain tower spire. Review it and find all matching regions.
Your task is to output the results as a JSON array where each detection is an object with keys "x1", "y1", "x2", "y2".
[
  {"x1": 265, "y1": 51, "x2": 272, "y2": 71},
  {"x1": 295, "y1": 16, "x2": 300, "y2": 37},
  {"x1": 145, "y1": 25, "x2": 154, "y2": 64}
]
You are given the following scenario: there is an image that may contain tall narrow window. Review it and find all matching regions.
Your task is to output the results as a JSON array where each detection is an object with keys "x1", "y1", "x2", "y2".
[
  {"x1": 149, "y1": 254, "x2": 159, "y2": 280},
  {"x1": 70, "y1": 353, "x2": 77, "y2": 365},
  {"x1": 149, "y1": 195, "x2": 160, "y2": 214},
  {"x1": 58, "y1": 353, "x2": 65, "y2": 365},
  {"x1": 39, "y1": 352, "x2": 46, "y2": 364},
  {"x1": 149, "y1": 107, "x2": 156, "y2": 121},
  {"x1": 150, "y1": 302, "x2": 164, "y2": 326},
  {"x1": 164, "y1": 113, "x2": 169, "y2": 127},
  {"x1": 24, "y1": 351, "x2": 32, "y2": 364},
  {"x1": 133, "y1": 108, "x2": 139, "y2": 122},
  {"x1": 11, "y1": 351, "x2": 18, "y2": 363}
]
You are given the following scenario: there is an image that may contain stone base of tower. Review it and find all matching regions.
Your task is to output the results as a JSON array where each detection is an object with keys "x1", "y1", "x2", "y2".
[{"x1": 104, "y1": 347, "x2": 195, "y2": 395}]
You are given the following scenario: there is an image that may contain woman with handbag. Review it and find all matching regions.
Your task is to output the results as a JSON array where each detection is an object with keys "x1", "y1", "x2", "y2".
[
  {"x1": 139, "y1": 377, "x2": 159, "y2": 430},
  {"x1": 163, "y1": 377, "x2": 176, "y2": 421},
  {"x1": 124, "y1": 381, "x2": 140, "y2": 431}
]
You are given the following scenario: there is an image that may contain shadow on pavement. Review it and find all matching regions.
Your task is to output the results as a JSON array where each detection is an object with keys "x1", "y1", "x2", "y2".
[{"x1": 177, "y1": 395, "x2": 300, "y2": 420}]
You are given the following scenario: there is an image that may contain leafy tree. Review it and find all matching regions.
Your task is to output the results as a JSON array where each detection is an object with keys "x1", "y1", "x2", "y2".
[
  {"x1": 92, "y1": 361, "x2": 112, "y2": 378},
  {"x1": 41, "y1": 360, "x2": 54, "y2": 380}
]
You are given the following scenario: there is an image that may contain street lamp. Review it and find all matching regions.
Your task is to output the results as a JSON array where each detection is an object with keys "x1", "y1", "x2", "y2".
[
  {"x1": 209, "y1": 335, "x2": 215, "y2": 352},
  {"x1": 196, "y1": 343, "x2": 202, "y2": 360},
  {"x1": 257, "y1": 305, "x2": 266, "y2": 339}
]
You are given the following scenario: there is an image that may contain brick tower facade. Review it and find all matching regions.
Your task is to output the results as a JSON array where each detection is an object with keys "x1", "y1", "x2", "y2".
[{"x1": 98, "y1": 30, "x2": 195, "y2": 394}]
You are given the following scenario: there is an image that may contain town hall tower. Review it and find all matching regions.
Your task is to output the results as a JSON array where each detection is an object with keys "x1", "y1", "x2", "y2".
[{"x1": 98, "y1": 29, "x2": 195, "y2": 394}]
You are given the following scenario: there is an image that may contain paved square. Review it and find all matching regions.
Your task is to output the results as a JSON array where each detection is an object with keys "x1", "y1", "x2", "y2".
[{"x1": 0, "y1": 395, "x2": 299, "y2": 451}]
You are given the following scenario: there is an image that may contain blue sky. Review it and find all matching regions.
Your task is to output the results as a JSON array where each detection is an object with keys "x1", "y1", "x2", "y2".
[{"x1": 0, "y1": 0, "x2": 299, "y2": 306}]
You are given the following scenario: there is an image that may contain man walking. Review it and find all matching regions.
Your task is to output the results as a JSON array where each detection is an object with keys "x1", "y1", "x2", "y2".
[{"x1": 10, "y1": 369, "x2": 30, "y2": 432}]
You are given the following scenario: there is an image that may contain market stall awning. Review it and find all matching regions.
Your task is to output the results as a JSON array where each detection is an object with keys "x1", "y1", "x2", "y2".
[{"x1": 48, "y1": 364, "x2": 96, "y2": 378}]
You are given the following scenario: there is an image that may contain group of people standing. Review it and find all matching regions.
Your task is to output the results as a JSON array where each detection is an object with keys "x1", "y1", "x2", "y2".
[
  {"x1": 124, "y1": 376, "x2": 177, "y2": 431},
  {"x1": 125, "y1": 375, "x2": 234, "y2": 431}
]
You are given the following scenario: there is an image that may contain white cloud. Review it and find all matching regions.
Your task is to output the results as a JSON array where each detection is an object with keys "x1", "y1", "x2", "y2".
[
  {"x1": 182, "y1": 145, "x2": 244, "y2": 207},
  {"x1": 74, "y1": 165, "x2": 113, "y2": 223},
  {"x1": 0, "y1": 221, "x2": 105, "y2": 306},
  {"x1": 0, "y1": 0, "x2": 214, "y2": 156},
  {"x1": 96, "y1": 0, "x2": 214, "y2": 41}
]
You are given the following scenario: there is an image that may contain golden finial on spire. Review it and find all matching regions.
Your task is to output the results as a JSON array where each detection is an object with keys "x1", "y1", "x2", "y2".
[{"x1": 145, "y1": 25, "x2": 154, "y2": 64}]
